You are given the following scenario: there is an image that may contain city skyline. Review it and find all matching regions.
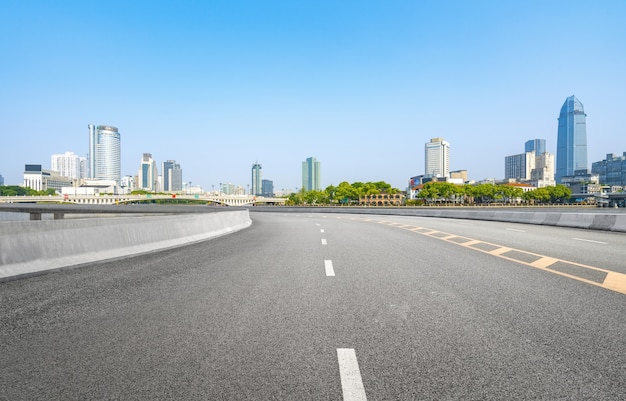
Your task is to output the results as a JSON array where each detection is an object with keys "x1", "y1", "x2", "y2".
[{"x1": 1, "y1": 1, "x2": 625, "y2": 190}]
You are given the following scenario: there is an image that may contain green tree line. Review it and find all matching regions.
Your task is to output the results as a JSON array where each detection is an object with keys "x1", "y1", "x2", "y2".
[
  {"x1": 0, "y1": 185, "x2": 56, "y2": 196},
  {"x1": 283, "y1": 181, "x2": 573, "y2": 206},
  {"x1": 410, "y1": 182, "x2": 572, "y2": 205},
  {"x1": 287, "y1": 181, "x2": 400, "y2": 205}
]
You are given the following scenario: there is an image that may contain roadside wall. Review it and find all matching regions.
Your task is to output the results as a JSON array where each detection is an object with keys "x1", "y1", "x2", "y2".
[
  {"x1": 0, "y1": 210, "x2": 251, "y2": 281},
  {"x1": 251, "y1": 207, "x2": 626, "y2": 233}
]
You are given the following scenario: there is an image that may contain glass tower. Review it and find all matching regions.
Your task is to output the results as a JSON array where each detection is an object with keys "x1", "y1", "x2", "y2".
[
  {"x1": 556, "y1": 96, "x2": 587, "y2": 183},
  {"x1": 525, "y1": 139, "x2": 546, "y2": 156},
  {"x1": 302, "y1": 157, "x2": 321, "y2": 191},
  {"x1": 251, "y1": 162, "x2": 262, "y2": 195},
  {"x1": 88, "y1": 124, "x2": 121, "y2": 182}
]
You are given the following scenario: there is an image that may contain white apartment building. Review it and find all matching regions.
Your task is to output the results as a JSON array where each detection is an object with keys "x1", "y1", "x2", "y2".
[
  {"x1": 425, "y1": 137, "x2": 450, "y2": 178},
  {"x1": 51, "y1": 151, "x2": 86, "y2": 180}
]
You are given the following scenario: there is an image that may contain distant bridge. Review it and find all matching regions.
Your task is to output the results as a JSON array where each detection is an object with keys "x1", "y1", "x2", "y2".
[{"x1": 0, "y1": 194, "x2": 286, "y2": 207}]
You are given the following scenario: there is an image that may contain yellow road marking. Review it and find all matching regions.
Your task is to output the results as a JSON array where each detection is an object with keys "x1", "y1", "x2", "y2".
[
  {"x1": 363, "y1": 218, "x2": 626, "y2": 296},
  {"x1": 489, "y1": 247, "x2": 512, "y2": 256}
]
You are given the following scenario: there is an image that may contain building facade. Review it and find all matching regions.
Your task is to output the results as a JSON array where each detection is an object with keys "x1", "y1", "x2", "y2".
[
  {"x1": 251, "y1": 163, "x2": 262, "y2": 195},
  {"x1": 162, "y1": 160, "x2": 183, "y2": 192},
  {"x1": 302, "y1": 157, "x2": 321, "y2": 191},
  {"x1": 51, "y1": 151, "x2": 86, "y2": 180},
  {"x1": 592, "y1": 152, "x2": 626, "y2": 186},
  {"x1": 505, "y1": 152, "x2": 535, "y2": 181},
  {"x1": 556, "y1": 96, "x2": 587, "y2": 183},
  {"x1": 88, "y1": 124, "x2": 121, "y2": 182},
  {"x1": 138, "y1": 153, "x2": 158, "y2": 191},
  {"x1": 425, "y1": 137, "x2": 450, "y2": 178},
  {"x1": 23, "y1": 164, "x2": 72, "y2": 192},
  {"x1": 525, "y1": 139, "x2": 546, "y2": 156},
  {"x1": 261, "y1": 179, "x2": 274, "y2": 197}
]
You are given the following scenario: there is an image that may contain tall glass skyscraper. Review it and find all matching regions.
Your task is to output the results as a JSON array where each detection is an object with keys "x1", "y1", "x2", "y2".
[
  {"x1": 251, "y1": 162, "x2": 262, "y2": 195},
  {"x1": 556, "y1": 96, "x2": 587, "y2": 183},
  {"x1": 88, "y1": 124, "x2": 121, "y2": 182},
  {"x1": 302, "y1": 157, "x2": 321, "y2": 191}
]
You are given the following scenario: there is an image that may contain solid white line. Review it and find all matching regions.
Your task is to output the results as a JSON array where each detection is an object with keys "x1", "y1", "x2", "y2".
[
  {"x1": 315, "y1": 223, "x2": 321, "y2": 226},
  {"x1": 325, "y1": 260, "x2": 335, "y2": 276},
  {"x1": 337, "y1": 348, "x2": 367, "y2": 401},
  {"x1": 572, "y1": 238, "x2": 607, "y2": 244},
  {"x1": 322, "y1": 239, "x2": 327, "y2": 245},
  {"x1": 321, "y1": 229, "x2": 325, "y2": 233},
  {"x1": 506, "y1": 228, "x2": 525, "y2": 232}
]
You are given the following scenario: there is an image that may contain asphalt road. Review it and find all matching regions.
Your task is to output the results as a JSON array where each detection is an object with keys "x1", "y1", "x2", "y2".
[{"x1": 1, "y1": 212, "x2": 625, "y2": 400}]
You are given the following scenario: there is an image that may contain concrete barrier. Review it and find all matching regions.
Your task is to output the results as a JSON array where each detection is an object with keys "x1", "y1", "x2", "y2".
[
  {"x1": 251, "y1": 206, "x2": 626, "y2": 232},
  {"x1": 0, "y1": 210, "x2": 251, "y2": 281}
]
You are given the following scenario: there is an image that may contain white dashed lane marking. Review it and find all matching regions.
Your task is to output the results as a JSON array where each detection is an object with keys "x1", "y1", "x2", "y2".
[
  {"x1": 337, "y1": 348, "x2": 367, "y2": 401},
  {"x1": 325, "y1": 260, "x2": 335, "y2": 276}
]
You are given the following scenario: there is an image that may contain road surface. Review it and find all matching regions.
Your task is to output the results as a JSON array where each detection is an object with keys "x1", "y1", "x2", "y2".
[{"x1": 1, "y1": 212, "x2": 625, "y2": 400}]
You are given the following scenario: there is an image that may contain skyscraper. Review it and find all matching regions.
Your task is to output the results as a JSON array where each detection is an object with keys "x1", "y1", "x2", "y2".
[
  {"x1": 88, "y1": 124, "x2": 121, "y2": 182},
  {"x1": 251, "y1": 162, "x2": 262, "y2": 195},
  {"x1": 162, "y1": 160, "x2": 183, "y2": 192},
  {"x1": 425, "y1": 137, "x2": 450, "y2": 178},
  {"x1": 138, "y1": 153, "x2": 158, "y2": 191},
  {"x1": 302, "y1": 157, "x2": 321, "y2": 191},
  {"x1": 525, "y1": 139, "x2": 546, "y2": 156},
  {"x1": 556, "y1": 96, "x2": 587, "y2": 183}
]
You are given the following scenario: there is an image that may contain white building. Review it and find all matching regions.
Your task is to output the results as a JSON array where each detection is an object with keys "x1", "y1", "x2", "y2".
[
  {"x1": 51, "y1": 151, "x2": 86, "y2": 180},
  {"x1": 425, "y1": 137, "x2": 450, "y2": 178},
  {"x1": 88, "y1": 124, "x2": 121, "y2": 182},
  {"x1": 138, "y1": 153, "x2": 158, "y2": 191}
]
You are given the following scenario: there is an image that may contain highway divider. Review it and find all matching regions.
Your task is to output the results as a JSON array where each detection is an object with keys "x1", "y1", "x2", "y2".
[
  {"x1": 251, "y1": 206, "x2": 626, "y2": 233},
  {"x1": 0, "y1": 210, "x2": 251, "y2": 281}
]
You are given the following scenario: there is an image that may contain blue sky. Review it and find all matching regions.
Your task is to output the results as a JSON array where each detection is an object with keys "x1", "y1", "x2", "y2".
[{"x1": 2, "y1": 0, "x2": 625, "y2": 191}]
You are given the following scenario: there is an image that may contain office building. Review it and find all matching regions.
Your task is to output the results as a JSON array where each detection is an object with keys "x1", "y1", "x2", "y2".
[
  {"x1": 525, "y1": 139, "x2": 546, "y2": 156},
  {"x1": 425, "y1": 137, "x2": 450, "y2": 178},
  {"x1": 556, "y1": 96, "x2": 587, "y2": 183},
  {"x1": 262, "y1": 179, "x2": 274, "y2": 197},
  {"x1": 51, "y1": 151, "x2": 85, "y2": 180},
  {"x1": 138, "y1": 153, "x2": 158, "y2": 191},
  {"x1": 505, "y1": 139, "x2": 555, "y2": 187},
  {"x1": 88, "y1": 124, "x2": 121, "y2": 182},
  {"x1": 0, "y1": 174, "x2": 4, "y2": 186},
  {"x1": 23, "y1": 164, "x2": 72, "y2": 192},
  {"x1": 251, "y1": 162, "x2": 262, "y2": 195},
  {"x1": 162, "y1": 160, "x2": 183, "y2": 192},
  {"x1": 592, "y1": 152, "x2": 626, "y2": 187},
  {"x1": 505, "y1": 152, "x2": 535, "y2": 181},
  {"x1": 302, "y1": 157, "x2": 321, "y2": 191}
]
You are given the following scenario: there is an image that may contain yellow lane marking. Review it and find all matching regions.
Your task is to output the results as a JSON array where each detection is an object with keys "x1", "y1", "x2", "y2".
[
  {"x1": 604, "y1": 272, "x2": 626, "y2": 294},
  {"x1": 364, "y1": 218, "x2": 626, "y2": 296},
  {"x1": 489, "y1": 247, "x2": 512, "y2": 256},
  {"x1": 530, "y1": 257, "x2": 559, "y2": 269}
]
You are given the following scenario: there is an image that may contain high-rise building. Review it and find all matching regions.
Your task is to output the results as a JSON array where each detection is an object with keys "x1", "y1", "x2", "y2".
[
  {"x1": 251, "y1": 162, "x2": 262, "y2": 195},
  {"x1": 592, "y1": 152, "x2": 626, "y2": 187},
  {"x1": 302, "y1": 157, "x2": 321, "y2": 191},
  {"x1": 505, "y1": 152, "x2": 535, "y2": 181},
  {"x1": 425, "y1": 137, "x2": 450, "y2": 178},
  {"x1": 138, "y1": 153, "x2": 158, "y2": 191},
  {"x1": 162, "y1": 160, "x2": 183, "y2": 192},
  {"x1": 88, "y1": 124, "x2": 121, "y2": 182},
  {"x1": 262, "y1": 179, "x2": 274, "y2": 197},
  {"x1": 525, "y1": 139, "x2": 546, "y2": 156},
  {"x1": 51, "y1": 151, "x2": 85, "y2": 180},
  {"x1": 556, "y1": 96, "x2": 587, "y2": 183},
  {"x1": 0, "y1": 173, "x2": 4, "y2": 186}
]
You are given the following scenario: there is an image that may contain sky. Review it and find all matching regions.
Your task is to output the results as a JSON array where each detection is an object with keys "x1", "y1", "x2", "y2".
[{"x1": 1, "y1": 0, "x2": 625, "y2": 191}]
